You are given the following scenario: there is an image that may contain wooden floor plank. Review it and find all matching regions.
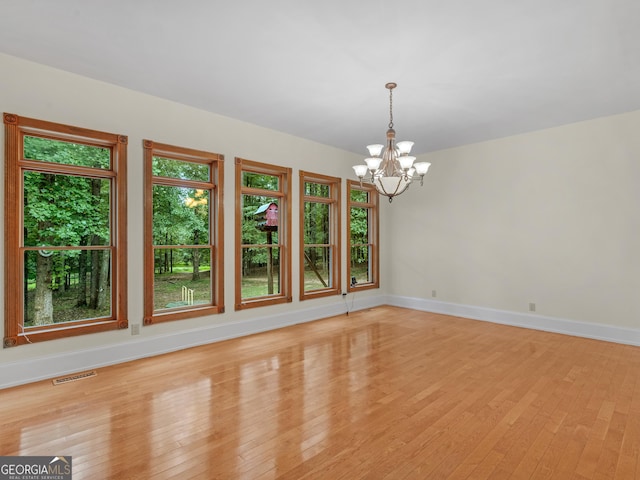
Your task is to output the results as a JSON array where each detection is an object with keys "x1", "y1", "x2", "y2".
[{"x1": 1, "y1": 306, "x2": 639, "y2": 479}]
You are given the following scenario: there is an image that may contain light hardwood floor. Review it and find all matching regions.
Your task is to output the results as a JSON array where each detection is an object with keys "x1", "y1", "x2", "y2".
[{"x1": 1, "y1": 306, "x2": 639, "y2": 479}]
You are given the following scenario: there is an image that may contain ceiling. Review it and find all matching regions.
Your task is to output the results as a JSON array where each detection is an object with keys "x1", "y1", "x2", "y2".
[{"x1": 0, "y1": 0, "x2": 639, "y2": 155}]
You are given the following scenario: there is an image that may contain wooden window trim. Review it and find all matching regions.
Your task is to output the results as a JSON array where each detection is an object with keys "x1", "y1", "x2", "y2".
[
  {"x1": 299, "y1": 171, "x2": 341, "y2": 300},
  {"x1": 235, "y1": 157, "x2": 292, "y2": 310},
  {"x1": 347, "y1": 180, "x2": 379, "y2": 293},
  {"x1": 143, "y1": 140, "x2": 224, "y2": 325},
  {"x1": 3, "y1": 113, "x2": 128, "y2": 347}
]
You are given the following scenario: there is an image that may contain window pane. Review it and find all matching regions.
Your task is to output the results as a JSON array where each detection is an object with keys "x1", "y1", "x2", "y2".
[
  {"x1": 153, "y1": 248, "x2": 212, "y2": 311},
  {"x1": 153, "y1": 185, "x2": 210, "y2": 245},
  {"x1": 152, "y1": 156, "x2": 209, "y2": 182},
  {"x1": 350, "y1": 207, "x2": 369, "y2": 244},
  {"x1": 304, "y1": 182, "x2": 329, "y2": 197},
  {"x1": 242, "y1": 171, "x2": 279, "y2": 190},
  {"x1": 23, "y1": 135, "x2": 110, "y2": 169},
  {"x1": 304, "y1": 202, "x2": 329, "y2": 244},
  {"x1": 24, "y1": 249, "x2": 111, "y2": 327},
  {"x1": 242, "y1": 246, "x2": 281, "y2": 298},
  {"x1": 350, "y1": 246, "x2": 371, "y2": 284},
  {"x1": 23, "y1": 172, "x2": 110, "y2": 247},
  {"x1": 350, "y1": 188, "x2": 369, "y2": 203},
  {"x1": 242, "y1": 195, "x2": 279, "y2": 245},
  {"x1": 303, "y1": 246, "x2": 331, "y2": 291}
]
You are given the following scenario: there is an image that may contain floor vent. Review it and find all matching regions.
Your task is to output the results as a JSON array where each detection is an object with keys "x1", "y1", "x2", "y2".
[{"x1": 52, "y1": 370, "x2": 97, "y2": 385}]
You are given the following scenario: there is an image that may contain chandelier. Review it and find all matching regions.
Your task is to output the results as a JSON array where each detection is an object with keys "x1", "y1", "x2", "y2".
[{"x1": 353, "y1": 82, "x2": 431, "y2": 202}]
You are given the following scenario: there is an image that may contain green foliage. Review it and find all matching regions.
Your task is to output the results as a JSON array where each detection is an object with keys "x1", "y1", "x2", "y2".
[
  {"x1": 152, "y1": 157, "x2": 212, "y2": 276},
  {"x1": 241, "y1": 194, "x2": 278, "y2": 268},
  {"x1": 24, "y1": 172, "x2": 110, "y2": 247},
  {"x1": 152, "y1": 156, "x2": 209, "y2": 181},
  {"x1": 304, "y1": 181, "x2": 329, "y2": 197},
  {"x1": 243, "y1": 171, "x2": 278, "y2": 190},
  {"x1": 152, "y1": 186, "x2": 209, "y2": 245},
  {"x1": 23, "y1": 136, "x2": 111, "y2": 248},
  {"x1": 350, "y1": 207, "x2": 369, "y2": 246},
  {"x1": 350, "y1": 188, "x2": 368, "y2": 203},
  {"x1": 20, "y1": 138, "x2": 374, "y2": 312},
  {"x1": 303, "y1": 201, "x2": 329, "y2": 245},
  {"x1": 239, "y1": 171, "x2": 285, "y2": 291},
  {"x1": 22, "y1": 137, "x2": 113, "y2": 317},
  {"x1": 24, "y1": 135, "x2": 110, "y2": 169}
]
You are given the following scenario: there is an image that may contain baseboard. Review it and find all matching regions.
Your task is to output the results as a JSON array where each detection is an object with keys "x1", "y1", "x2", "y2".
[
  {"x1": 3, "y1": 294, "x2": 637, "y2": 390},
  {"x1": 387, "y1": 295, "x2": 640, "y2": 347},
  {"x1": 0, "y1": 295, "x2": 383, "y2": 390}
]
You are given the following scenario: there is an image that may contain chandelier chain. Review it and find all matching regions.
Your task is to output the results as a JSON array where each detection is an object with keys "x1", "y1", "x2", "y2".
[{"x1": 388, "y1": 87, "x2": 394, "y2": 129}]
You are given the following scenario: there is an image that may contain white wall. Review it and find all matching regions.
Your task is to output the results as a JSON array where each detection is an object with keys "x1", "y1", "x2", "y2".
[
  {"x1": 389, "y1": 110, "x2": 640, "y2": 330},
  {"x1": 2, "y1": 51, "x2": 639, "y2": 388},
  {"x1": 0, "y1": 53, "x2": 387, "y2": 386}
]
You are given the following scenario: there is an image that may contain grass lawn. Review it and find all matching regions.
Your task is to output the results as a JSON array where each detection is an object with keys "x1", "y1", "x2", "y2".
[{"x1": 154, "y1": 270, "x2": 211, "y2": 310}]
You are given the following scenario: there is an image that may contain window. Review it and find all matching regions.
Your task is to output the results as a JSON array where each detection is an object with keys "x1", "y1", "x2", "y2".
[
  {"x1": 235, "y1": 158, "x2": 291, "y2": 310},
  {"x1": 143, "y1": 140, "x2": 224, "y2": 324},
  {"x1": 347, "y1": 180, "x2": 379, "y2": 292},
  {"x1": 299, "y1": 171, "x2": 341, "y2": 300},
  {"x1": 3, "y1": 113, "x2": 128, "y2": 347}
]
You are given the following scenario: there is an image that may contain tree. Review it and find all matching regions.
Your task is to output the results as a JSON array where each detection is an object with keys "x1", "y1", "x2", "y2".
[
  {"x1": 350, "y1": 206, "x2": 369, "y2": 267},
  {"x1": 152, "y1": 159, "x2": 210, "y2": 279},
  {"x1": 22, "y1": 137, "x2": 111, "y2": 324}
]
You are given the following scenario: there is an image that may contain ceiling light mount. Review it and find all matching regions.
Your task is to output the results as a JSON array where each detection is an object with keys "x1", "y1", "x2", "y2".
[{"x1": 353, "y1": 82, "x2": 430, "y2": 202}]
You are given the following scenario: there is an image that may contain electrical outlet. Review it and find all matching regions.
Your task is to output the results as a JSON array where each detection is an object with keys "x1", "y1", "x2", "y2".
[
  {"x1": 529, "y1": 302, "x2": 536, "y2": 312},
  {"x1": 131, "y1": 324, "x2": 140, "y2": 335},
  {"x1": 432, "y1": 290, "x2": 437, "y2": 298}
]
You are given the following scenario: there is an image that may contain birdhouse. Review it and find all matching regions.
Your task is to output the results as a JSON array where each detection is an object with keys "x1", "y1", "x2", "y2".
[{"x1": 254, "y1": 202, "x2": 278, "y2": 231}]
